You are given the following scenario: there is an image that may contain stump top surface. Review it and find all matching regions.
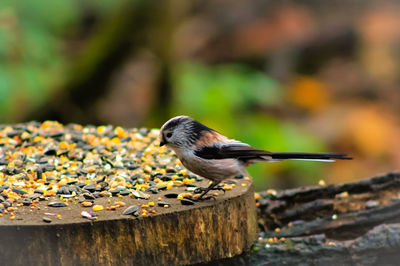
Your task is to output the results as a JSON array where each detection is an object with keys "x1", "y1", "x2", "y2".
[
  {"x1": 0, "y1": 121, "x2": 253, "y2": 226},
  {"x1": 0, "y1": 178, "x2": 252, "y2": 226}
]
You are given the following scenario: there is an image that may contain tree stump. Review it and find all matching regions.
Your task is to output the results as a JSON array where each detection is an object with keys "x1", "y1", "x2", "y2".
[{"x1": 0, "y1": 180, "x2": 257, "y2": 266}]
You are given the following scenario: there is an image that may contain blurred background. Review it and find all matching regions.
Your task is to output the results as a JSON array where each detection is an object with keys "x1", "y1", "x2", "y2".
[{"x1": 0, "y1": 0, "x2": 399, "y2": 190}]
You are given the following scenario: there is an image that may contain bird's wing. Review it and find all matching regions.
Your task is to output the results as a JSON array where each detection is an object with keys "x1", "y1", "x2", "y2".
[
  {"x1": 194, "y1": 143, "x2": 352, "y2": 163},
  {"x1": 194, "y1": 143, "x2": 272, "y2": 161}
]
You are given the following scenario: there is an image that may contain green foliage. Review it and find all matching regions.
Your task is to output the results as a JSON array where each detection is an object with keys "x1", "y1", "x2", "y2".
[
  {"x1": 172, "y1": 62, "x2": 327, "y2": 189},
  {"x1": 0, "y1": 0, "x2": 126, "y2": 122}
]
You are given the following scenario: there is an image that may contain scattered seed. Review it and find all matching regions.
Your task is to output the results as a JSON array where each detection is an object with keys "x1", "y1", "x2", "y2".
[
  {"x1": 123, "y1": 205, "x2": 139, "y2": 215},
  {"x1": 12, "y1": 188, "x2": 28, "y2": 195},
  {"x1": 83, "y1": 184, "x2": 97, "y2": 193},
  {"x1": 81, "y1": 201, "x2": 93, "y2": 207},
  {"x1": 180, "y1": 199, "x2": 195, "y2": 205},
  {"x1": 192, "y1": 194, "x2": 201, "y2": 200},
  {"x1": 22, "y1": 198, "x2": 32, "y2": 206},
  {"x1": 132, "y1": 190, "x2": 150, "y2": 199},
  {"x1": 92, "y1": 205, "x2": 104, "y2": 211},
  {"x1": 157, "y1": 202, "x2": 170, "y2": 207},
  {"x1": 115, "y1": 201, "x2": 126, "y2": 207},
  {"x1": 99, "y1": 191, "x2": 112, "y2": 197},
  {"x1": 164, "y1": 192, "x2": 178, "y2": 198},
  {"x1": 48, "y1": 201, "x2": 67, "y2": 207},
  {"x1": 0, "y1": 121, "x2": 244, "y2": 223},
  {"x1": 83, "y1": 193, "x2": 95, "y2": 200},
  {"x1": 119, "y1": 190, "x2": 131, "y2": 196},
  {"x1": 81, "y1": 211, "x2": 96, "y2": 220}
]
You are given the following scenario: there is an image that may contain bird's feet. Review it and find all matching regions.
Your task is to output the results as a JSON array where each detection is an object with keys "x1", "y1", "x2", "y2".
[
  {"x1": 194, "y1": 195, "x2": 216, "y2": 201},
  {"x1": 193, "y1": 186, "x2": 225, "y2": 195},
  {"x1": 193, "y1": 185, "x2": 225, "y2": 201}
]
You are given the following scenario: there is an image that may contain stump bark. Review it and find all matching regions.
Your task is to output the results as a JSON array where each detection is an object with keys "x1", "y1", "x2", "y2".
[{"x1": 0, "y1": 183, "x2": 257, "y2": 266}]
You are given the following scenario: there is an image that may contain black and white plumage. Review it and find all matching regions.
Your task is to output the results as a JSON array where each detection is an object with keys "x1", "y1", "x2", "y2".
[{"x1": 160, "y1": 115, "x2": 352, "y2": 199}]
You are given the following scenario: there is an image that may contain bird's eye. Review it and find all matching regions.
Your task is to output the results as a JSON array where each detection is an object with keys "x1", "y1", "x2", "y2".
[{"x1": 166, "y1": 132, "x2": 172, "y2": 138}]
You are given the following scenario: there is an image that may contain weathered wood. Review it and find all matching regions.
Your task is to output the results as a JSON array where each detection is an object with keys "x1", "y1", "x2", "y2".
[
  {"x1": 257, "y1": 172, "x2": 400, "y2": 239},
  {"x1": 0, "y1": 183, "x2": 257, "y2": 266},
  {"x1": 214, "y1": 223, "x2": 400, "y2": 266},
  {"x1": 211, "y1": 172, "x2": 400, "y2": 266}
]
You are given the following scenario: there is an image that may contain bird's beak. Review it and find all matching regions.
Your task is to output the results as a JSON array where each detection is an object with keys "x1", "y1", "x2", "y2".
[{"x1": 160, "y1": 138, "x2": 166, "y2": 146}]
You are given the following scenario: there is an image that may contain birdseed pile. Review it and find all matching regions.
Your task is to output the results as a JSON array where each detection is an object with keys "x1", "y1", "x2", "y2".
[{"x1": 0, "y1": 121, "x2": 250, "y2": 225}]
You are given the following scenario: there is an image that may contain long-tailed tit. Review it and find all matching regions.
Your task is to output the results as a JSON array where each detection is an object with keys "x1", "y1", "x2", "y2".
[{"x1": 160, "y1": 115, "x2": 351, "y2": 199}]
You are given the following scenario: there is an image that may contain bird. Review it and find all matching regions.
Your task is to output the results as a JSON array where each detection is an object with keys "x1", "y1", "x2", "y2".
[{"x1": 159, "y1": 115, "x2": 352, "y2": 200}]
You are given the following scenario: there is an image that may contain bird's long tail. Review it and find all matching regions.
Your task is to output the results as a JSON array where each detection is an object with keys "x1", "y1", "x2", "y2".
[{"x1": 269, "y1": 152, "x2": 352, "y2": 162}]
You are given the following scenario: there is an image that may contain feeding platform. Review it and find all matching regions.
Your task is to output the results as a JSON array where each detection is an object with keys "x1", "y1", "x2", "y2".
[{"x1": 0, "y1": 121, "x2": 257, "y2": 265}]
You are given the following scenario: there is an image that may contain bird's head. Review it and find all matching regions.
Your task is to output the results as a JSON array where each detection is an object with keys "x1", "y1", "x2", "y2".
[
  {"x1": 159, "y1": 116, "x2": 193, "y2": 148},
  {"x1": 159, "y1": 115, "x2": 216, "y2": 149}
]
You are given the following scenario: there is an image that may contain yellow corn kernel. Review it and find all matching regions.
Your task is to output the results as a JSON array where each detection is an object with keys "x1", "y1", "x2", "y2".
[{"x1": 92, "y1": 205, "x2": 104, "y2": 211}]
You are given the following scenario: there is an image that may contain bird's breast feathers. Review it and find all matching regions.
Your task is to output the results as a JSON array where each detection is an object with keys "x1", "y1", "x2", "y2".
[{"x1": 175, "y1": 148, "x2": 243, "y2": 181}]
